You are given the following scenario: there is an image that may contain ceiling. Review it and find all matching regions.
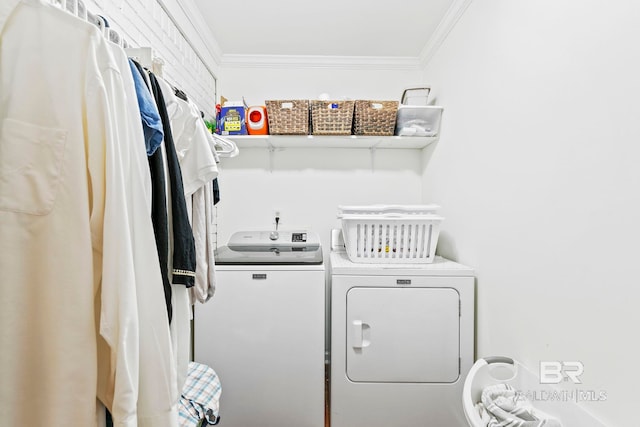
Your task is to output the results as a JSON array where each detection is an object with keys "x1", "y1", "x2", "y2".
[{"x1": 192, "y1": 0, "x2": 456, "y2": 58}]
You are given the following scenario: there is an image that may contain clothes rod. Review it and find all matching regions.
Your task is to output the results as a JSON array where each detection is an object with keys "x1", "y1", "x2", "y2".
[{"x1": 155, "y1": 0, "x2": 218, "y2": 83}]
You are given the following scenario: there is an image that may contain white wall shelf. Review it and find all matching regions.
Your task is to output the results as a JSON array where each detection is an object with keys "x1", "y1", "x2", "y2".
[{"x1": 226, "y1": 135, "x2": 438, "y2": 150}]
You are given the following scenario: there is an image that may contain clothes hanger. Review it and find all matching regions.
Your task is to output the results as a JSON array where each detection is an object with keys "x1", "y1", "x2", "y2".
[
  {"x1": 211, "y1": 133, "x2": 239, "y2": 158},
  {"x1": 64, "y1": 0, "x2": 77, "y2": 15},
  {"x1": 152, "y1": 57, "x2": 165, "y2": 78},
  {"x1": 97, "y1": 15, "x2": 128, "y2": 48},
  {"x1": 107, "y1": 28, "x2": 123, "y2": 47},
  {"x1": 49, "y1": 0, "x2": 65, "y2": 9},
  {"x1": 53, "y1": 0, "x2": 105, "y2": 39},
  {"x1": 76, "y1": 0, "x2": 87, "y2": 20}
]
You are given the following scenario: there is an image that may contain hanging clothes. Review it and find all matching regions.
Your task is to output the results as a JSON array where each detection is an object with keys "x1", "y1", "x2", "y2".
[
  {"x1": 154, "y1": 76, "x2": 219, "y2": 392},
  {"x1": 131, "y1": 65, "x2": 173, "y2": 324},
  {"x1": 158, "y1": 80, "x2": 219, "y2": 197},
  {"x1": 128, "y1": 58, "x2": 164, "y2": 156},
  {"x1": 213, "y1": 179, "x2": 221, "y2": 205},
  {"x1": 148, "y1": 72, "x2": 197, "y2": 289},
  {"x1": 1, "y1": 2, "x2": 184, "y2": 426},
  {"x1": 1, "y1": 1, "x2": 139, "y2": 425},
  {"x1": 191, "y1": 181, "x2": 218, "y2": 304},
  {"x1": 155, "y1": 79, "x2": 219, "y2": 305},
  {"x1": 110, "y1": 43, "x2": 178, "y2": 427}
]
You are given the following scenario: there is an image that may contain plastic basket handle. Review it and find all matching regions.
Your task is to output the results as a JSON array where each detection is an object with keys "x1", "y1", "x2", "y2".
[
  {"x1": 401, "y1": 87, "x2": 431, "y2": 104},
  {"x1": 337, "y1": 213, "x2": 444, "y2": 221},
  {"x1": 483, "y1": 356, "x2": 514, "y2": 365},
  {"x1": 338, "y1": 204, "x2": 440, "y2": 214}
]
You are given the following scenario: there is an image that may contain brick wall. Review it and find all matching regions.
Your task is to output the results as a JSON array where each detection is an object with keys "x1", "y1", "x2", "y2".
[{"x1": 68, "y1": 0, "x2": 219, "y2": 118}]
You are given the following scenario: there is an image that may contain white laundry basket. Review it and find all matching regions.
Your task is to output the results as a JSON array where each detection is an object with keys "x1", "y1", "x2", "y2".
[
  {"x1": 463, "y1": 357, "x2": 607, "y2": 427},
  {"x1": 337, "y1": 205, "x2": 443, "y2": 264}
]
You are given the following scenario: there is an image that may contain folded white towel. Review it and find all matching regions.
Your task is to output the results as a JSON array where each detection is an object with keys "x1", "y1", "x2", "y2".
[{"x1": 477, "y1": 384, "x2": 562, "y2": 427}]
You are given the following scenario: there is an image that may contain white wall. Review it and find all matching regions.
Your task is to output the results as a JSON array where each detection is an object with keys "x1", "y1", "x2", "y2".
[
  {"x1": 218, "y1": 61, "x2": 422, "y2": 105},
  {"x1": 216, "y1": 63, "x2": 425, "y2": 250},
  {"x1": 421, "y1": 0, "x2": 640, "y2": 425},
  {"x1": 216, "y1": 147, "x2": 423, "y2": 251}
]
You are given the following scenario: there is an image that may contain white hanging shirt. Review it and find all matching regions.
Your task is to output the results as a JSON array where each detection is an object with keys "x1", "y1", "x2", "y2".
[
  {"x1": 190, "y1": 181, "x2": 217, "y2": 304},
  {"x1": 156, "y1": 77, "x2": 219, "y2": 196},
  {"x1": 155, "y1": 78, "x2": 218, "y2": 305},
  {"x1": 108, "y1": 43, "x2": 179, "y2": 427},
  {"x1": 174, "y1": 98, "x2": 219, "y2": 305},
  {"x1": 0, "y1": 1, "x2": 160, "y2": 425}
]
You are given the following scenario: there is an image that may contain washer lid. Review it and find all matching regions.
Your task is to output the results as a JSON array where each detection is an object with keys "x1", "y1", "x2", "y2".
[{"x1": 216, "y1": 230, "x2": 323, "y2": 265}]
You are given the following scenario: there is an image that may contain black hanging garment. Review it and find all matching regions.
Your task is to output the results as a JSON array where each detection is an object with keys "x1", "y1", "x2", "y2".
[
  {"x1": 213, "y1": 179, "x2": 220, "y2": 205},
  {"x1": 147, "y1": 138, "x2": 173, "y2": 322},
  {"x1": 148, "y1": 72, "x2": 197, "y2": 289},
  {"x1": 130, "y1": 60, "x2": 173, "y2": 323}
]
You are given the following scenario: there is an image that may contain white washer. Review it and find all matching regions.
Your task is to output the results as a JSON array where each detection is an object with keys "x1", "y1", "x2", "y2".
[
  {"x1": 195, "y1": 231, "x2": 325, "y2": 427},
  {"x1": 330, "y1": 240, "x2": 475, "y2": 427}
]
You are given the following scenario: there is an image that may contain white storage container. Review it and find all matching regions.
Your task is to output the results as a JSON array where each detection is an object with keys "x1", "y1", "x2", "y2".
[
  {"x1": 337, "y1": 205, "x2": 444, "y2": 264},
  {"x1": 395, "y1": 105, "x2": 443, "y2": 137},
  {"x1": 401, "y1": 87, "x2": 431, "y2": 106}
]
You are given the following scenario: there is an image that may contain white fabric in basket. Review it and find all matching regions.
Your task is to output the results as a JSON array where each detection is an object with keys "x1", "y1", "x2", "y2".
[{"x1": 475, "y1": 384, "x2": 562, "y2": 427}]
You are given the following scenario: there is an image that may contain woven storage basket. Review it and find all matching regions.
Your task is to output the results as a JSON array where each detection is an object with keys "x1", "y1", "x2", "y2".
[
  {"x1": 310, "y1": 100, "x2": 355, "y2": 135},
  {"x1": 353, "y1": 100, "x2": 399, "y2": 136},
  {"x1": 265, "y1": 100, "x2": 309, "y2": 135}
]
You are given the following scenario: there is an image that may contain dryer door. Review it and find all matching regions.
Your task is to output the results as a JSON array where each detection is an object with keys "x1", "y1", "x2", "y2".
[{"x1": 346, "y1": 287, "x2": 460, "y2": 383}]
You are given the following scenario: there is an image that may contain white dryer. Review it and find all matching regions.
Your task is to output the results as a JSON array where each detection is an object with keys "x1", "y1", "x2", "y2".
[
  {"x1": 195, "y1": 230, "x2": 325, "y2": 427},
  {"x1": 330, "y1": 239, "x2": 475, "y2": 427}
]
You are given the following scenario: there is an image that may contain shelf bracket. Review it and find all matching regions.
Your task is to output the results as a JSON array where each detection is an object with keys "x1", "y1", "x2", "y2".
[
  {"x1": 268, "y1": 145, "x2": 276, "y2": 173},
  {"x1": 369, "y1": 146, "x2": 376, "y2": 173}
]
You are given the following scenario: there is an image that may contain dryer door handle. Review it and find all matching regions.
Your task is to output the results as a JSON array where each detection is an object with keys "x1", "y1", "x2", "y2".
[
  {"x1": 352, "y1": 320, "x2": 363, "y2": 348},
  {"x1": 352, "y1": 320, "x2": 371, "y2": 349}
]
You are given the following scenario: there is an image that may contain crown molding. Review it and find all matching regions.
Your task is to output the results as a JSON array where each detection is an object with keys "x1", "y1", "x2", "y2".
[
  {"x1": 221, "y1": 54, "x2": 422, "y2": 71},
  {"x1": 160, "y1": 0, "x2": 472, "y2": 74},
  {"x1": 419, "y1": 0, "x2": 474, "y2": 68}
]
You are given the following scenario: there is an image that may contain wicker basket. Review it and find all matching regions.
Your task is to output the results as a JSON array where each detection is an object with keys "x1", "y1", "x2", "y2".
[
  {"x1": 353, "y1": 100, "x2": 399, "y2": 136},
  {"x1": 310, "y1": 100, "x2": 355, "y2": 135},
  {"x1": 265, "y1": 100, "x2": 309, "y2": 135}
]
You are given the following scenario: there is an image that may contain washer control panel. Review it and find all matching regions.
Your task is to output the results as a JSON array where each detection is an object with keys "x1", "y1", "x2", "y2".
[{"x1": 291, "y1": 232, "x2": 307, "y2": 243}]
